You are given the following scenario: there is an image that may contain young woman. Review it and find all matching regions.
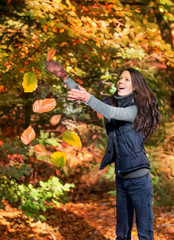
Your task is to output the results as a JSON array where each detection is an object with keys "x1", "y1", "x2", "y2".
[{"x1": 45, "y1": 60, "x2": 161, "y2": 240}]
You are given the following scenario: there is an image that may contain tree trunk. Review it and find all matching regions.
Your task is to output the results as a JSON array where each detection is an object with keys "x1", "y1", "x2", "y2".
[
  {"x1": 24, "y1": 94, "x2": 32, "y2": 128},
  {"x1": 155, "y1": 9, "x2": 174, "y2": 108}
]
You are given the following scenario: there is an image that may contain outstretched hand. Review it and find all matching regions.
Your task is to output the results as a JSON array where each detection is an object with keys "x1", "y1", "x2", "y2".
[
  {"x1": 45, "y1": 60, "x2": 69, "y2": 82},
  {"x1": 67, "y1": 86, "x2": 90, "y2": 102}
]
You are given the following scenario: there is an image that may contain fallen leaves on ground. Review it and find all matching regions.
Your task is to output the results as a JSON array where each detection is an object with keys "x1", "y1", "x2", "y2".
[{"x1": 0, "y1": 171, "x2": 173, "y2": 240}]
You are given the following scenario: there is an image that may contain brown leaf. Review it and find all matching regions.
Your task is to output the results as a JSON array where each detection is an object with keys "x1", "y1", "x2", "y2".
[{"x1": 49, "y1": 114, "x2": 61, "y2": 126}]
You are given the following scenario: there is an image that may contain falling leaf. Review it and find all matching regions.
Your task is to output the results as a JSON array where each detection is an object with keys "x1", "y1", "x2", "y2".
[
  {"x1": 33, "y1": 98, "x2": 56, "y2": 113},
  {"x1": 49, "y1": 114, "x2": 61, "y2": 126},
  {"x1": 51, "y1": 151, "x2": 66, "y2": 167},
  {"x1": 21, "y1": 126, "x2": 36, "y2": 145},
  {"x1": 97, "y1": 113, "x2": 103, "y2": 118},
  {"x1": 22, "y1": 72, "x2": 38, "y2": 93},
  {"x1": 62, "y1": 131, "x2": 82, "y2": 147},
  {"x1": 46, "y1": 49, "x2": 56, "y2": 61},
  {"x1": 34, "y1": 144, "x2": 48, "y2": 156}
]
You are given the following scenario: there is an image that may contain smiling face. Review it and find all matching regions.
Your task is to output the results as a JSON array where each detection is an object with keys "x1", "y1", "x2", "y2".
[{"x1": 117, "y1": 70, "x2": 134, "y2": 96}]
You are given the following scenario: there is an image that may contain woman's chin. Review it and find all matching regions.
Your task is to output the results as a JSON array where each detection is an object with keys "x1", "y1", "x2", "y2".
[{"x1": 117, "y1": 91, "x2": 125, "y2": 96}]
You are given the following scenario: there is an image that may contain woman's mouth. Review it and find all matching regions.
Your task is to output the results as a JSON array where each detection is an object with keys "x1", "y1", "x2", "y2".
[{"x1": 118, "y1": 85, "x2": 125, "y2": 91}]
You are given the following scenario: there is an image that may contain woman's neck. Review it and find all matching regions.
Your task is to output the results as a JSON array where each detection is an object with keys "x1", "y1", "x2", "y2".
[{"x1": 114, "y1": 92, "x2": 134, "y2": 107}]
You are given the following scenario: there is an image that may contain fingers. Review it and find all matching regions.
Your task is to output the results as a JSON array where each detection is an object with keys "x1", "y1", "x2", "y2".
[
  {"x1": 67, "y1": 95, "x2": 80, "y2": 101},
  {"x1": 67, "y1": 90, "x2": 82, "y2": 101},
  {"x1": 68, "y1": 89, "x2": 84, "y2": 94},
  {"x1": 45, "y1": 60, "x2": 54, "y2": 66},
  {"x1": 56, "y1": 60, "x2": 62, "y2": 67},
  {"x1": 67, "y1": 92, "x2": 81, "y2": 99},
  {"x1": 67, "y1": 88, "x2": 90, "y2": 102},
  {"x1": 67, "y1": 96, "x2": 78, "y2": 101},
  {"x1": 45, "y1": 60, "x2": 55, "y2": 71}
]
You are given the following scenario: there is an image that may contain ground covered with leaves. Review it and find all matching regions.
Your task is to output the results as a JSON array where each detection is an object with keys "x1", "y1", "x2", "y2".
[{"x1": 0, "y1": 167, "x2": 173, "y2": 240}]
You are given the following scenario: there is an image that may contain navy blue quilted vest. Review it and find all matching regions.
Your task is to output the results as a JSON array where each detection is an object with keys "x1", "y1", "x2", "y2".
[{"x1": 99, "y1": 94, "x2": 150, "y2": 173}]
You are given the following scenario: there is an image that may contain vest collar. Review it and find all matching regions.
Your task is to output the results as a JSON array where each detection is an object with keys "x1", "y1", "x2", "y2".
[{"x1": 114, "y1": 91, "x2": 134, "y2": 107}]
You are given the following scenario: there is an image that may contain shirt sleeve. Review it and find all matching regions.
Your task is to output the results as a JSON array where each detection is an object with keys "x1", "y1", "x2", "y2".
[
  {"x1": 64, "y1": 77, "x2": 137, "y2": 122},
  {"x1": 64, "y1": 77, "x2": 79, "y2": 90},
  {"x1": 86, "y1": 95, "x2": 137, "y2": 122}
]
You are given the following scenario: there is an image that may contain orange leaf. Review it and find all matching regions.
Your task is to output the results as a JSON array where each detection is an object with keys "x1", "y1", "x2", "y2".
[
  {"x1": 21, "y1": 126, "x2": 36, "y2": 145},
  {"x1": 34, "y1": 144, "x2": 48, "y2": 156},
  {"x1": 33, "y1": 98, "x2": 56, "y2": 113},
  {"x1": 55, "y1": 169, "x2": 61, "y2": 176},
  {"x1": 46, "y1": 49, "x2": 56, "y2": 61},
  {"x1": 0, "y1": 140, "x2": 3, "y2": 147},
  {"x1": 49, "y1": 114, "x2": 61, "y2": 126},
  {"x1": 82, "y1": 6, "x2": 88, "y2": 11},
  {"x1": 52, "y1": 27, "x2": 58, "y2": 33},
  {"x1": 97, "y1": 112, "x2": 104, "y2": 118},
  {"x1": 59, "y1": 29, "x2": 64, "y2": 33},
  {"x1": 76, "y1": 78, "x2": 84, "y2": 84},
  {"x1": 0, "y1": 85, "x2": 4, "y2": 92}
]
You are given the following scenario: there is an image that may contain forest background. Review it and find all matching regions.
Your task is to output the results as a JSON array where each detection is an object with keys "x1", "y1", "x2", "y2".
[{"x1": 0, "y1": 0, "x2": 174, "y2": 239}]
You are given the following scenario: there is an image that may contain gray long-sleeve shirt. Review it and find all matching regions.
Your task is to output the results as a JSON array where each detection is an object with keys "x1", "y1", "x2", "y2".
[{"x1": 65, "y1": 77, "x2": 137, "y2": 123}]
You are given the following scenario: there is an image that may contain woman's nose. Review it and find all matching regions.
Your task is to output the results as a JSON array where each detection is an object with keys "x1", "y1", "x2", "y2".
[{"x1": 118, "y1": 78, "x2": 125, "y2": 83}]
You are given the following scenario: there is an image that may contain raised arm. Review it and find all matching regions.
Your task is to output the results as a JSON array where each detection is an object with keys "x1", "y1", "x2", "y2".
[
  {"x1": 68, "y1": 87, "x2": 137, "y2": 122},
  {"x1": 86, "y1": 94, "x2": 137, "y2": 122},
  {"x1": 45, "y1": 60, "x2": 137, "y2": 122},
  {"x1": 45, "y1": 60, "x2": 79, "y2": 90}
]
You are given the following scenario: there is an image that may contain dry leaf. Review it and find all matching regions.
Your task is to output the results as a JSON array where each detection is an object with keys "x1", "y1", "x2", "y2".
[
  {"x1": 22, "y1": 72, "x2": 38, "y2": 93},
  {"x1": 62, "y1": 131, "x2": 82, "y2": 147},
  {"x1": 34, "y1": 144, "x2": 48, "y2": 156},
  {"x1": 51, "y1": 151, "x2": 66, "y2": 167},
  {"x1": 33, "y1": 98, "x2": 56, "y2": 113},
  {"x1": 49, "y1": 114, "x2": 61, "y2": 126},
  {"x1": 21, "y1": 126, "x2": 36, "y2": 145},
  {"x1": 47, "y1": 49, "x2": 56, "y2": 61}
]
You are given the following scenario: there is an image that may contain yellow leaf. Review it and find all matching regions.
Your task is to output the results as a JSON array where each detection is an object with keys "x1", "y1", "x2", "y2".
[
  {"x1": 96, "y1": 42, "x2": 101, "y2": 48},
  {"x1": 22, "y1": 72, "x2": 38, "y2": 93},
  {"x1": 51, "y1": 151, "x2": 66, "y2": 167},
  {"x1": 62, "y1": 131, "x2": 82, "y2": 147}
]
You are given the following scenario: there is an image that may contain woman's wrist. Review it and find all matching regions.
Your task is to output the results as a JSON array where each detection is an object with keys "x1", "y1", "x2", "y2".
[
  {"x1": 55, "y1": 72, "x2": 69, "y2": 82},
  {"x1": 83, "y1": 92, "x2": 90, "y2": 102}
]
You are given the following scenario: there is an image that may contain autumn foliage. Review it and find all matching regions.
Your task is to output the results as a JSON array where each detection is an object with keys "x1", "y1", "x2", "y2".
[{"x1": 0, "y1": 0, "x2": 174, "y2": 239}]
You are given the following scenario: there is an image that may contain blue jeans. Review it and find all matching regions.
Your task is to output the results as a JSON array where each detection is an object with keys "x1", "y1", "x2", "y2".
[{"x1": 116, "y1": 172, "x2": 154, "y2": 240}]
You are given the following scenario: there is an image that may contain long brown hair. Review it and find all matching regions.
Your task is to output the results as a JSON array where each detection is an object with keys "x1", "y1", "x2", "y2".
[{"x1": 107, "y1": 68, "x2": 161, "y2": 139}]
